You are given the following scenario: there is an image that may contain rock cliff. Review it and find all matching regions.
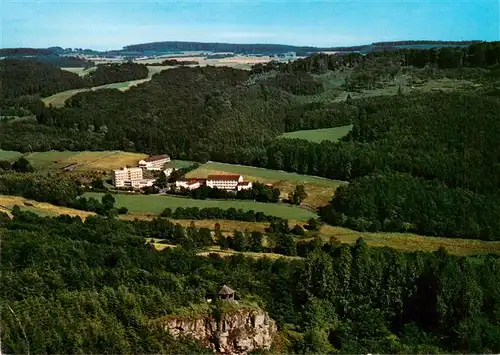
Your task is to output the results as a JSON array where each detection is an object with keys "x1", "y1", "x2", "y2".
[{"x1": 161, "y1": 304, "x2": 277, "y2": 354}]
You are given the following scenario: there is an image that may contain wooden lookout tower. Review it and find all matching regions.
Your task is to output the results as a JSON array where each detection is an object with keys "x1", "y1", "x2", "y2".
[{"x1": 218, "y1": 285, "x2": 236, "y2": 301}]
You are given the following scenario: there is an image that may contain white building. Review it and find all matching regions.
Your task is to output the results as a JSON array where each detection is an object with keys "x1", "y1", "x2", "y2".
[
  {"x1": 163, "y1": 166, "x2": 175, "y2": 178},
  {"x1": 237, "y1": 181, "x2": 253, "y2": 191},
  {"x1": 130, "y1": 179, "x2": 156, "y2": 189},
  {"x1": 175, "y1": 178, "x2": 205, "y2": 190},
  {"x1": 206, "y1": 174, "x2": 243, "y2": 190},
  {"x1": 138, "y1": 154, "x2": 171, "y2": 170},
  {"x1": 112, "y1": 167, "x2": 143, "y2": 187}
]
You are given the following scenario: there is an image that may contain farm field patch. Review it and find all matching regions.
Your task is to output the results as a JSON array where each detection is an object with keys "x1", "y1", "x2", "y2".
[
  {"x1": 85, "y1": 192, "x2": 317, "y2": 221},
  {"x1": 279, "y1": 125, "x2": 353, "y2": 143},
  {"x1": 0, "y1": 195, "x2": 95, "y2": 219},
  {"x1": 319, "y1": 225, "x2": 500, "y2": 256},
  {"x1": 24, "y1": 151, "x2": 147, "y2": 171}
]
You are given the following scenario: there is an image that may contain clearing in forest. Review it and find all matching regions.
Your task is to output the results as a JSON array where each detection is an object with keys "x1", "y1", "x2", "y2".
[
  {"x1": 186, "y1": 161, "x2": 346, "y2": 208},
  {"x1": 84, "y1": 192, "x2": 317, "y2": 221},
  {"x1": 43, "y1": 65, "x2": 171, "y2": 107},
  {"x1": 279, "y1": 125, "x2": 353, "y2": 143}
]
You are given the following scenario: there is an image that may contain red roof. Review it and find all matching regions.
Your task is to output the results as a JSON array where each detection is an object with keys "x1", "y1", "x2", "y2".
[
  {"x1": 144, "y1": 154, "x2": 170, "y2": 162},
  {"x1": 207, "y1": 174, "x2": 241, "y2": 181},
  {"x1": 238, "y1": 181, "x2": 251, "y2": 186},
  {"x1": 187, "y1": 178, "x2": 206, "y2": 183}
]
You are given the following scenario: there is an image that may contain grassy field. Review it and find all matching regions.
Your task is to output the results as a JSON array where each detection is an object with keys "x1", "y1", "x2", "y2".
[
  {"x1": 147, "y1": 218, "x2": 500, "y2": 256},
  {"x1": 24, "y1": 151, "x2": 147, "y2": 171},
  {"x1": 2, "y1": 193, "x2": 496, "y2": 257},
  {"x1": 186, "y1": 161, "x2": 346, "y2": 208},
  {"x1": 0, "y1": 150, "x2": 23, "y2": 161},
  {"x1": 279, "y1": 125, "x2": 353, "y2": 143},
  {"x1": 61, "y1": 67, "x2": 97, "y2": 76},
  {"x1": 319, "y1": 225, "x2": 500, "y2": 256},
  {"x1": 43, "y1": 66, "x2": 171, "y2": 107},
  {"x1": 170, "y1": 159, "x2": 197, "y2": 169},
  {"x1": 85, "y1": 192, "x2": 317, "y2": 220},
  {"x1": 0, "y1": 195, "x2": 95, "y2": 219},
  {"x1": 187, "y1": 162, "x2": 343, "y2": 187}
]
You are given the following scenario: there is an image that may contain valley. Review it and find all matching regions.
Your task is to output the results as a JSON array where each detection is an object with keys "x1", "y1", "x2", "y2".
[{"x1": 2, "y1": 38, "x2": 500, "y2": 355}]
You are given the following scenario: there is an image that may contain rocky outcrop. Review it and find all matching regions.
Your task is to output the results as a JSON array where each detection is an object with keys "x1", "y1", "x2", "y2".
[{"x1": 162, "y1": 306, "x2": 277, "y2": 354}]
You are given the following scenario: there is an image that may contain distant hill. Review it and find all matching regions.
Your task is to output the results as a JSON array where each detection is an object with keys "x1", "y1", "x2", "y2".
[
  {"x1": 0, "y1": 48, "x2": 57, "y2": 56},
  {"x1": 122, "y1": 40, "x2": 483, "y2": 55},
  {"x1": 123, "y1": 41, "x2": 323, "y2": 54}
]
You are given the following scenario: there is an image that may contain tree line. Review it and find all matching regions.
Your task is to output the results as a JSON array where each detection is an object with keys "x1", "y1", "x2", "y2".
[
  {"x1": 2, "y1": 209, "x2": 499, "y2": 354},
  {"x1": 170, "y1": 182, "x2": 280, "y2": 203}
]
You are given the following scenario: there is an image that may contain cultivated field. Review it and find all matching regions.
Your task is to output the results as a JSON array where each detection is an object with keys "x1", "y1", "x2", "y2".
[
  {"x1": 135, "y1": 54, "x2": 275, "y2": 70},
  {"x1": 279, "y1": 125, "x2": 353, "y2": 143},
  {"x1": 186, "y1": 161, "x2": 346, "y2": 208},
  {"x1": 0, "y1": 195, "x2": 95, "y2": 219},
  {"x1": 25, "y1": 151, "x2": 147, "y2": 171},
  {"x1": 85, "y1": 192, "x2": 317, "y2": 220}
]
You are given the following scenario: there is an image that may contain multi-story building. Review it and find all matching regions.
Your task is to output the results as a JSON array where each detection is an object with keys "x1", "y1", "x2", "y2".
[
  {"x1": 138, "y1": 154, "x2": 171, "y2": 170},
  {"x1": 112, "y1": 167, "x2": 143, "y2": 187},
  {"x1": 206, "y1": 174, "x2": 244, "y2": 190}
]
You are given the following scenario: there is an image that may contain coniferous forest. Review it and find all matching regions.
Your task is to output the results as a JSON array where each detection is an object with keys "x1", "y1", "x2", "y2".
[
  {"x1": 2, "y1": 210, "x2": 500, "y2": 354},
  {"x1": 1, "y1": 41, "x2": 500, "y2": 353}
]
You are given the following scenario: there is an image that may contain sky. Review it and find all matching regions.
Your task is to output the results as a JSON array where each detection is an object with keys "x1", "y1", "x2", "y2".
[{"x1": 1, "y1": 0, "x2": 499, "y2": 50}]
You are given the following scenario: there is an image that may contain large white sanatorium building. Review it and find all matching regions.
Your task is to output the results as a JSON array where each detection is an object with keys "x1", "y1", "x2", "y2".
[
  {"x1": 138, "y1": 154, "x2": 171, "y2": 170},
  {"x1": 112, "y1": 167, "x2": 155, "y2": 189}
]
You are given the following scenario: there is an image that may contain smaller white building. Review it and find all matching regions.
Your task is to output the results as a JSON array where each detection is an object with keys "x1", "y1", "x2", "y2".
[
  {"x1": 175, "y1": 179, "x2": 205, "y2": 190},
  {"x1": 130, "y1": 179, "x2": 156, "y2": 189},
  {"x1": 138, "y1": 154, "x2": 171, "y2": 170},
  {"x1": 237, "y1": 181, "x2": 253, "y2": 191},
  {"x1": 163, "y1": 166, "x2": 175, "y2": 178}
]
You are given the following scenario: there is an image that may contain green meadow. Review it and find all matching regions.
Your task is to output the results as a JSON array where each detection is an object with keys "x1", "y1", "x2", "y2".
[
  {"x1": 279, "y1": 125, "x2": 353, "y2": 143},
  {"x1": 84, "y1": 192, "x2": 317, "y2": 220}
]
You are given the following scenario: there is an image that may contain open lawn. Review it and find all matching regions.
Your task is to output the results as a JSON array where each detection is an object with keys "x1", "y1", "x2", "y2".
[
  {"x1": 279, "y1": 125, "x2": 353, "y2": 143},
  {"x1": 24, "y1": 151, "x2": 147, "y2": 171},
  {"x1": 0, "y1": 195, "x2": 95, "y2": 219},
  {"x1": 0, "y1": 150, "x2": 23, "y2": 161},
  {"x1": 85, "y1": 192, "x2": 316, "y2": 221},
  {"x1": 186, "y1": 161, "x2": 346, "y2": 208}
]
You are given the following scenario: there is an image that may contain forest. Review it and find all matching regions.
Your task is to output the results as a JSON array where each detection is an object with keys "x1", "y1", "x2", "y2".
[
  {"x1": 1, "y1": 42, "x2": 499, "y2": 239},
  {"x1": 0, "y1": 60, "x2": 148, "y2": 116},
  {"x1": 1, "y1": 210, "x2": 500, "y2": 353}
]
